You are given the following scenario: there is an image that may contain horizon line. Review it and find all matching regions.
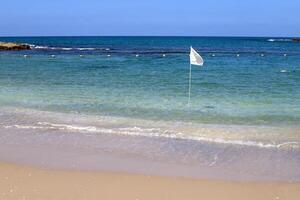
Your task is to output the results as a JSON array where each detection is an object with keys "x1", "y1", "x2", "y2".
[{"x1": 0, "y1": 35, "x2": 298, "y2": 38}]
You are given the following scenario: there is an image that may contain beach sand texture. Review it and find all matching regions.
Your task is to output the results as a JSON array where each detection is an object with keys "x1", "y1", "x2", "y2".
[{"x1": 0, "y1": 162, "x2": 299, "y2": 200}]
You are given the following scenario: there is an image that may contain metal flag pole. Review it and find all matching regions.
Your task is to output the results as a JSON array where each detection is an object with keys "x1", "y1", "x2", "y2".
[
  {"x1": 188, "y1": 61, "x2": 192, "y2": 106},
  {"x1": 188, "y1": 46, "x2": 204, "y2": 106}
]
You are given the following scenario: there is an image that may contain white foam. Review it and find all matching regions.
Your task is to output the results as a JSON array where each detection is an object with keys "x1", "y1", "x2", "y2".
[
  {"x1": 4, "y1": 122, "x2": 299, "y2": 150},
  {"x1": 78, "y1": 48, "x2": 95, "y2": 51},
  {"x1": 28, "y1": 44, "x2": 35, "y2": 49},
  {"x1": 267, "y1": 38, "x2": 292, "y2": 42},
  {"x1": 3, "y1": 125, "x2": 52, "y2": 130},
  {"x1": 280, "y1": 69, "x2": 288, "y2": 73},
  {"x1": 32, "y1": 46, "x2": 73, "y2": 51},
  {"x1": 61, "y1": 48, "x2": 73, "y2": 51},
  {"x1": 32, "y1": 46, "x2": 98, "y2": 51},
  {"x1": 34, "y1": 45, "x2": 49, "y2": 49}
]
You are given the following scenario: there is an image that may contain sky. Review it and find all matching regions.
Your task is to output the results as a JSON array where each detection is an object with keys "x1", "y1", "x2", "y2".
[{"x1": 1, "y1": 0, "x2": 299, "y2": 37}]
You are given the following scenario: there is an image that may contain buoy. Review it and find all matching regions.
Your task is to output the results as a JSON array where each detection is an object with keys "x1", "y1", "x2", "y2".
[
  {"x1": 105, "y1": 48, "x2": 110, "y2": 51},
  {"x1": 261, "y1": 54, "x2": 264, "y2": 57},
  {"x1": 237, "y1": 54, "x2": 240, "y2": 57},
  {"x1": 136, "y1": 54, "x2": 139, "y2": 57},
  {"x1": 162, "y1": 54, "x2": 166, "y2": 57},
  {"x1": 51, "y1": 55, "x2": 55, "y2": 58},
  {"x1": 284, "y1": 54, "x2": 287, "y2": 57},
  {"x1": 80, "y1": 55, "x2": 84, "y2": 57},
  {"x1": 107, "y1": 54, "x2": 111, "y2": 57},
  {"x1": 211, "y1": 54, "x2": 215, "y2": 57},
  {"x1": 23, "y1": 55, "x2": 28, "y2": 58}
]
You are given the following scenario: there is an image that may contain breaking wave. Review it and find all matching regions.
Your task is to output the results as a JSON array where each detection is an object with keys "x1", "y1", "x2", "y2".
[
  {"x1": 31, "y1": 45, "x2": 98, "y2": 51},
  {"x1": 3, "y1": 122, "x2": 300, "y2": 150},
  {"x1": 267, "y1": 38, "x2": 292, "y2": 42}
]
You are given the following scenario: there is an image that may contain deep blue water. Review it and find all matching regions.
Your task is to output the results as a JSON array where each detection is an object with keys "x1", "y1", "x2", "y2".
[{"x1": 0, "y1": 36, "x2": 300, "y2": 125}]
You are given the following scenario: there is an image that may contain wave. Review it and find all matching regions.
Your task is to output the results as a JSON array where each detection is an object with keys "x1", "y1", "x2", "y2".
[
  {"x1": 61, "y1": 47, "x2": 73, "y2": 50},
  {"x1": 267, "y1": 38, "x2": 292, "y2": 42},
  {"x1": 30, "y1": 46, "x2": 184, "y2": 54},
  {"x1": 280, "y1": 69, "x2": 288, "y2": 73},
  {"x1": 31, "y1": 45, "x2": 98, "y2": 51},
  {"x1": 3, "y1": 122, "x2": 300, "y2": 150},
  {"x1": 33, "y1": 45, "x2": 49, "y2": 49},
  {"x1": 78, "y1": 48, "x2": 96, "y2": 51},
  {"x1": 27, "y1": 44, "x2": 300, "y2": 55}
]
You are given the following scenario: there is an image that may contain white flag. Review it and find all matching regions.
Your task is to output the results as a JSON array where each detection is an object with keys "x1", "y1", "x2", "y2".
[{"x1": 190, "y1": 46, "x2": 204, "y2": 66}]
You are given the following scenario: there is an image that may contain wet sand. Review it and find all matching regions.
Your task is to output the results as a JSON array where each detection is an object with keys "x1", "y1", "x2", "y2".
[{"x1": 0, "y1": 162, "x2": 299, "y2": 200}]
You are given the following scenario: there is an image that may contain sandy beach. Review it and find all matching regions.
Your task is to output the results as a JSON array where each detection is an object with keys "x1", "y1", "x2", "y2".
[{"x1": 0, "y1": 162, "x2": 299, "y2": 200}]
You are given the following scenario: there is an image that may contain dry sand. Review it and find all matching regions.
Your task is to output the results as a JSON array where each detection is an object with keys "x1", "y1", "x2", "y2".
[{"x1": 0, "y1": 162, "x2": 299, "y2": 200}]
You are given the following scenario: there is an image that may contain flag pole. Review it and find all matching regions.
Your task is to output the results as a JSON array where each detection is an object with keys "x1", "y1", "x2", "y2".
[
  {"x1": 188, "y1": 62, "x2": 192, "y2": 106},
  {"x1": 188, "y1": 46, "x2": 203, "y2": 106}
]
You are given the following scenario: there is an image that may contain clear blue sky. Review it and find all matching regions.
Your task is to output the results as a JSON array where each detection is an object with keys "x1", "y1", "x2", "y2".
[{"x1": 1, "y1": 0, "x2": 299, "y2": 37}]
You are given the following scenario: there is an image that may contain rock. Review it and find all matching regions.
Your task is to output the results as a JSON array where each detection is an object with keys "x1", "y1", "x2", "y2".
[
  {"x1": 0, "y1": 42, "x2": 31, "y2": 51},
  {"x1": 292, "y1": 38, "x2": 300, "y2": 42}
]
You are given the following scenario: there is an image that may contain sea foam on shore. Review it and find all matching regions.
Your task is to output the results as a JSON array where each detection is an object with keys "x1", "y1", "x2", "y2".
[{"x1": 0, "y1": 107, "x2": 299, "y2": 182}]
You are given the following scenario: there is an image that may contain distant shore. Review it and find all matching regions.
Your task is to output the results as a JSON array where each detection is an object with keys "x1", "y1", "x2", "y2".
[{"x1": 0, "y1": 162, "x2": 299, "y2": 200}]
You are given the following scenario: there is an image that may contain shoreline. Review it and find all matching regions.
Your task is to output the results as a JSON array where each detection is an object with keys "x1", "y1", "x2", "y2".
[
  {"x1": 1, "y1": 106, "x2": 300, "y2": 148},
  {"x1": 0, "y1": 106, "x2": 300, "y2": 182},
  {"x1": 1, "y1": 127, "x2": 299, "y2": 182},
  {"x1": 1, "y1": 162, "x2": 300, "y2": 200}
]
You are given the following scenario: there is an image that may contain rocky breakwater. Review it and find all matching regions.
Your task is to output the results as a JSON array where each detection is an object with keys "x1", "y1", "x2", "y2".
[
  {"x1": 292, "y1": 38, "x2": 300, "y2": 42},
  {"x1": 0, "y1": 42, "x2": 31, "y2": 50}
]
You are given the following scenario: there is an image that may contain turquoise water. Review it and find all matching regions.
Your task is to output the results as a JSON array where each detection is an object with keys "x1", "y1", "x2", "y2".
[{"x1": 0, "y1": 37, "x2": 300, "y2": 125}]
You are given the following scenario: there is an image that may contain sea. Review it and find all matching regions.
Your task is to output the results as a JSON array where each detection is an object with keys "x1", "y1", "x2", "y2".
[{"x1": 0, "y1": 36, "x2": 299, "y2": 181}]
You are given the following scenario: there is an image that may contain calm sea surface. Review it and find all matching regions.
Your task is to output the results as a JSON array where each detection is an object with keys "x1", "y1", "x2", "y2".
[{"x1": 0, "y1": 36, "x2": 299, "y2": 125}]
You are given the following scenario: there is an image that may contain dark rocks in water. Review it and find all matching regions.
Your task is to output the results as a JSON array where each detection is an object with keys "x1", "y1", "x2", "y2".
[
  {"x1": 0, "y1": 42, "x2": 31, "y2": 51},
  {"x1": 293, "y1": 38, "x2": 300, "y2": 42}
]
